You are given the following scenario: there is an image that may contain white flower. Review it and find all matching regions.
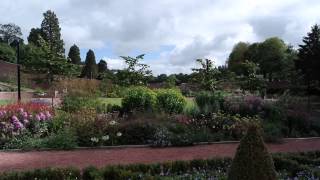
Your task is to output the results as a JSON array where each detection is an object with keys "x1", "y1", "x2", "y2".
[
  {"x1": 109, "y1": 120, "x2": 116, "y2": 126},
  {"x1": 90, "y1": 137, "x2": 99, "y2": 143},
  {"x1": 101, "y1": 135, "x2": 109, "y2": 141},
  {"x1": 116, "y1": 132, "x2": 122, "y2": 137}
]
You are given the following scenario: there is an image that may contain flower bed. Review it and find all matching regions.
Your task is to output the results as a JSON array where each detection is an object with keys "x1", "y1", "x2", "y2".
[{"x1": 0, "y1": 103, "x2": 53, "y2": 146}]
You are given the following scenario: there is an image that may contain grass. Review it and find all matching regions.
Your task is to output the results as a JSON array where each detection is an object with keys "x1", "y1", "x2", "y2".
[
  {"x1": 0, "y1": 99, "x2": 12, "y2": 106},
  {"x1": 99, "y1": 98, "x2": 122, "y2": 106}
]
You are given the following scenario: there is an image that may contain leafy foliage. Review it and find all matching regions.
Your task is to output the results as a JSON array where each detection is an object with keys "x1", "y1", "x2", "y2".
[
  {"x1": 67, "y1": 44, "x2": 81, "y2": 64},
  {"x1": 156, "y1": 89, "x2": 186, "y2": 114},
  {"x1": 81, "y1": 49, "x2": 97, "y2": 79},
  {"x1": 41, "y1": 10, "x2": 65, "y2": 57},
  {"x1": 122, "y1": 86, "x2": 157, "y2": 112},
  {"x1": 0, "y1": 43, "x2": 15, "y2": 63},
  {"x1": 192, "y1": 59, "x2": 220, "y2": 91},
  {"x1": 228, "y1": 125, "x2": 277, "y2": 180},
  {"x1": 119, "y1": 54, "x2": 152, "y2": 86},
  {"x1": 0, "y1": 23, "x2": 22, "y2": 44}
]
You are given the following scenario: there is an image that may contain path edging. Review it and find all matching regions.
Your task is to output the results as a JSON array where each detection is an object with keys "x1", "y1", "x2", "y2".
[{"x1": 1, "y1": 137, "x2": 320, "y2": 152}]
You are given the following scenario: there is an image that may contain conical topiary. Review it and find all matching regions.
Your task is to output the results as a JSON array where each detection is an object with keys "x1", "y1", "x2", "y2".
[{"x1": 227, "y1": 125, "x2": 277, "y2": 180}]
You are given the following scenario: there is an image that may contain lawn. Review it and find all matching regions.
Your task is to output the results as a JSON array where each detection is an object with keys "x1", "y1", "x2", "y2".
[
  {"x1": 99, "y1": 98, "x2": 122, "y2": 106},
  {"x1": 0, "y1": 99, "x2": 11, "y2": 106}
]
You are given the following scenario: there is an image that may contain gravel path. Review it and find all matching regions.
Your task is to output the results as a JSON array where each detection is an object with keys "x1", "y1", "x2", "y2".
[{"x1": 1, "y1": 138, "x2": 320, "y2": 172}]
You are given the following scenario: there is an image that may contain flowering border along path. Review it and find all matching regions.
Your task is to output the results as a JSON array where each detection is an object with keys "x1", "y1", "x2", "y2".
[{"x1": 1, "y1": 137, "x2": 320, "y2": 172}]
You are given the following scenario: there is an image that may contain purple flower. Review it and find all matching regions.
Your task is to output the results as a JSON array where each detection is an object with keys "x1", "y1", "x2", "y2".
[
  {"x1": 11, "y1": 115, "x2": 19, "y2": 122},
  {"x1": 45, "y1": 111, "x2": 51, "y2": 119},
  {"x1": 35, "y1": 114, "x2": 41, "y2": 121},
  {"x1": 14, "y1": 121, "x2": 23, "y2": 129},
  {"x1": 23, "y1": 112, "x2": 28, "y2": 119},
  {"x1": 23, "y1": 119, "x2": 29, "y2": 124},
  {"x1": 29, "y1": 114, "x2": 33, "y2": 119},
  {"x1": 39, "y1": 112, "x2": 46, "y2": 121}
]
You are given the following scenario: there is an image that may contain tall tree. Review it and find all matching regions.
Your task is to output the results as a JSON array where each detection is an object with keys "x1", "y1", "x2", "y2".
[
  {"x1": 192, "y1": 59, "x2": 220, "y2": 91},
  {"x1": 0, "y1": 43, "x2": 16, "y2": 63},
  {"x1": 119, "y1": 54, "x2": 152, "y2": 85},
  {"x1": 22, "y1": 37, "x2": 79, "y2": 83},
  {"x1": 258, "y1": 37, "x2": 287, "y2": 81},
  {"x1": 0, "y1": 23, "x2": 23, "y2": 44},
  {"x1": 97, "y1": 59, "x2": 108, "y2": 79},
  {"x1": 27, "y1": 28, "x2": 43, "y2": 47},
  {"x1": 81, "y1": 49, "x2": 97, "y2": 79},
  {"x1": 228, "y1": 42, "x2": 250, "y2": 75},
  {"x1": 297, "y1": 24, "x2": 320, "y2": 86},
  {"x1": 68, "y1": 44, "x2": 81, "y2": 64},
  {"x1": 41, "y1": 10, "x2": 65, "y2": 57},
  {"x1": 97, "y1": 59, "x2": 108, "y2": 73}
]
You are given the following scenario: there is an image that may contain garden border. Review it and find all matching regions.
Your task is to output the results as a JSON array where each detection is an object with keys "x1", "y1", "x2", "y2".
[{"x1": 1, "y1": 137, "x2": 320, "y2": 152}]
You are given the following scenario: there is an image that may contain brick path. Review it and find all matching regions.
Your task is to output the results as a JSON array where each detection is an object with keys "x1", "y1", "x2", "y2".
[{"x1": 0, "y1": 138, "x2": 320, "y2": 172}]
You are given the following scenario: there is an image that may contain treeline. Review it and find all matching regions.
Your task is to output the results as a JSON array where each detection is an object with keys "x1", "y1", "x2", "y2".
[{"x1": 0, "y1": 10, "x2": 319, "y2": 95}]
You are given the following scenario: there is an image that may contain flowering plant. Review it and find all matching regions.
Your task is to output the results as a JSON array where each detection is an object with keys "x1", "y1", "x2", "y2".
[{"x1": 0, "y1": 102, "x2": 54, "y2": 141}]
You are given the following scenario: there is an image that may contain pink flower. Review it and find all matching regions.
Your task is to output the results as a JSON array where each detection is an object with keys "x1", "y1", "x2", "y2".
[
  {"x1": 14, "y1": 121, "x2": 23, "y2": 129},
  {"x1": 23, "y1": 112, "x2": 28, "y2": 119},
  {"x1": 45, "y1": 111, "x2": 51, "y2": 119},
  {"x1": 18, "y1": 108, "x2": 24, "y2": 114},
  {"x1": 35, "y1": 114, "x2": 41, "y2": 121},
  {"x1": 39, "y1": 112, "x2": 46, "y2": 121},
  {"x1": 11, "y1": 115, "x2": 18, "y2": 122}
]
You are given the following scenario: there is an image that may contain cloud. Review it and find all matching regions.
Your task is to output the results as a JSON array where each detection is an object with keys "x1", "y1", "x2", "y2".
[{"x1": 1, "y1": 0, "x2": 320, "y2": 74}]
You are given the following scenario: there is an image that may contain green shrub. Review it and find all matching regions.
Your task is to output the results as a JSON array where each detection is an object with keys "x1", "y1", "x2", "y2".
[
  {"x1": 228, "y1": 125, "x2": 277, "y2": 180},
  {"x1": 122, "y1": 87, "x2": 157, "y2": 113},
  {"x1": 0, "y1": 167, "x2": 80, "y2": 180},
  {"x1": 119, "y1": 123, "x2": 157, "y2": 145},
  {"x1": 45, "y1": 128, "x2": 78, "y2": 149},
  {"x1": 83, "y1": 166, "x2": 102, "y2": 180},
  {"x1": 3, "y1": 134, "x2": 46, "y2": 150},
  {"x1": 156, "y1": 89, "x2": 186, "y2": 114},
  {"x1": 61, "y1": 95, "x2": 100, "y2": 113},
  {"x1": 51, "y1": 110, "x2": 71, "y2": 133},
  {"x1": 195, "y1": 91, "x2": 224, "y2": 114},
  {"x1": 263, "y1": 122, "x2": 283, "y2": 143}
]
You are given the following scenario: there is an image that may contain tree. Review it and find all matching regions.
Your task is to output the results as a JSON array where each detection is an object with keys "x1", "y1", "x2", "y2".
[
  {"x1": 0, "y1": 23, "x2": 22, "y2": 44},
  {"x1": 228, "y1": 125, "x2": 277, "y2": 180},
  {"x1": 68, "y1": 44, "x2": 81, "y2": 64},
  {"x1": 41, "y1": 10, "x2": 65, "y2": 57},
  {"x1": 228, "y1": 42, "x2": 250, "y2": 75},
  {"x1": 22, "y1": 37, "x2": 79, "y2": 83},
  {"x1": 259, "y1": 37, "x2": 287, "y2": 81},
  {"x1": 239, "y1": 60, "x2": 266, "y2": 94},
  {"x1": 297, "y1": 24, "x2": 320, "y2": 89},
  {"x1": 97, "y1": 59, "x2": 108, "y2": 79},
  {"x1": 0, "y1": 43, "x2": 16, "y2": 63},
  {"x1": 164, "y1": 75, "x2": 177, "y2": 88},
  {"x1": 192, "y1": 59, "x2": 220, "y2": 91},
  {"x1": 27, "y1": 28, "x2": 43, "y2": 47},
  {"x1": 119, "y1": 54, "x2": 152, "y2": 85},
  {"x1": 81, "y1": 49, "x2": 97, "y2": 79}
]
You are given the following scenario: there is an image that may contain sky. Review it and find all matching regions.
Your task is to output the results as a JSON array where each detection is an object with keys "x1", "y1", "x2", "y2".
[{"x1": 1, "y1": 0, "x2": 320, "y2": 75}]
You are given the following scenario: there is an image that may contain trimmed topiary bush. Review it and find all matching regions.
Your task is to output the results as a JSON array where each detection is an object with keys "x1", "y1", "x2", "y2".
[
  {"x1": 122, "y1": 86, "x2": 157, "y2": 113},
  {"x1": 156, "y1": 89, "x2": 186, "y2": 114},
  {"x1": 227, "y1": 125, "x2": 277, "y2": 180}
]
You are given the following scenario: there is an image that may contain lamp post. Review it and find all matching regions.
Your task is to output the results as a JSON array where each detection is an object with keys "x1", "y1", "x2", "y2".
[{"x1": 12, "y1": 40, "x2": 21, "y2": 102}]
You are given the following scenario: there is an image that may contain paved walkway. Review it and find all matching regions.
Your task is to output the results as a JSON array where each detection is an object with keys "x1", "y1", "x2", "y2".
[{"x1": 1, "y1": 138, "x2": 320, "y2": 172}]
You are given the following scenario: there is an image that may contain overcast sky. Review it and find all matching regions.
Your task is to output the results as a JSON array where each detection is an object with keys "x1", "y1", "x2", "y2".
[{"x1": 1, "y1": 0, "x2": 320, "y2": 74}]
